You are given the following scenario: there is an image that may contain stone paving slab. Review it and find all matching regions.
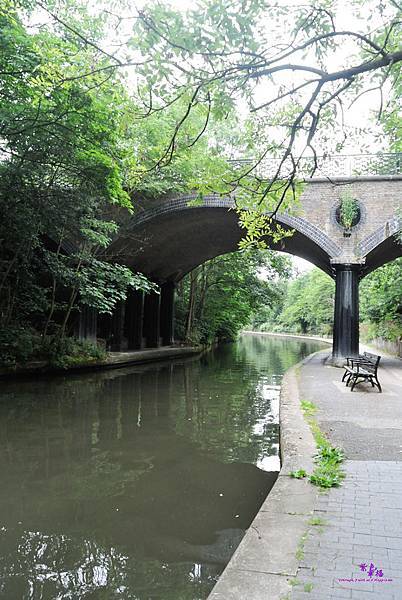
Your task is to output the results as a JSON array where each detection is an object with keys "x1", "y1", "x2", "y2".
[
  {"x1": 291, "y1": 461, "x2": 402, "y2": 600},
  {"x1": 290, "y1": 350, "x2": 402, "y2": 600}
]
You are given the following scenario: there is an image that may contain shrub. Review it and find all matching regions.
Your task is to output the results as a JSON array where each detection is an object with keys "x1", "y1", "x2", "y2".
[
  {"x1": 0, "y1": 326, "x2": 106, "y2": 369},
  {"x1": 0, "y1": 325, "x2": 42, "y2": 367}
]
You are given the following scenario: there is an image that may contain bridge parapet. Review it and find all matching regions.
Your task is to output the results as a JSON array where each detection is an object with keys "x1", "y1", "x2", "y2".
[{"x1": 229, "y1": 152, "x2": 402, "y2": 179}]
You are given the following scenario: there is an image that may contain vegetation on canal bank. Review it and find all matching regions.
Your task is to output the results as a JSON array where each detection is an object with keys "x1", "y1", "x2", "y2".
[
  {"x1": 175, "y1": 250, "x2": 291, "y2": 345},
  {"x1": 0, "y1": 328, "x2": 106, "y2": 369},
  {"x1": 290, "y1": 400, "x2": 345, "y2": 489}
]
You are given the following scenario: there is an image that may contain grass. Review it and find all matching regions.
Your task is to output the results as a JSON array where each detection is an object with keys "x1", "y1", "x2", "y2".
[
  {"x1": 308, "y1": 516, "x2": 327, "y2": 526},
  {"x1": 290, "y1": 468, "x2": 307, "y2": 479},
  {"x1": 295, "y1": 399, "x2": 345, "y2": 489},
  {"x1": 304, "y1": 582, "x2": 314, "y2": 592}
]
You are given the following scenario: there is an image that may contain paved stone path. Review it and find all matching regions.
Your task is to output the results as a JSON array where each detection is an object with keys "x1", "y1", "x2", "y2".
[{"x1": 291, "y1": 351, "x2": 402, "y2": 600}]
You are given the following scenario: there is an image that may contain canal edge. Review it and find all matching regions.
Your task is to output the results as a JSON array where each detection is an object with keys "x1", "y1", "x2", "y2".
[
  {"x1": 0, "y1": 345, "x2": 206, "y2": 380},
  {"x1": 207, "y1": 350, "x2": 328, "y2": 600}
]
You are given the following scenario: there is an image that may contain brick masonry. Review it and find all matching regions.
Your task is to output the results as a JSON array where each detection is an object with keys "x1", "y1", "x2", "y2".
[
  {"x1": 297, "y1": 177, "x2": 402, "y2": 260},
  {"x1": 128, "y1": 177, "x2": 402, "y2": 268}
]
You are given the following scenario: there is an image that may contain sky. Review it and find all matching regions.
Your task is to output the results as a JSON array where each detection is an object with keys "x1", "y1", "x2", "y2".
[{"x1": 124, "y1": 0, "x2": 390, "y2": 155}]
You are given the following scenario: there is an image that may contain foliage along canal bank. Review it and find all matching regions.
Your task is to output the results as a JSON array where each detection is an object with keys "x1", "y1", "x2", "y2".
[{"x1": 0, "y1": 345, "x2": 205, "y2": 379}]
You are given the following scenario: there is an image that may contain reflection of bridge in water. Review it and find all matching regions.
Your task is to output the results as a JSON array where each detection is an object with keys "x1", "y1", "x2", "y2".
[{"x1": 79, "y1": 153, "x2": 402, "y2": 364}]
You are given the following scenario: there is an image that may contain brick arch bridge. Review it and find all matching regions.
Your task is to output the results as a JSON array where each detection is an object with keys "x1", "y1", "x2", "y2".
[{"x1": 83, "y1": 158, "x2": 402, "y2": 364}]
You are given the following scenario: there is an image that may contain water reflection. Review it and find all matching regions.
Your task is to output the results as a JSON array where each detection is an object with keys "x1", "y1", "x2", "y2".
[{"x1": 0, "y1": 334, "x2": 327, "y2": 599}]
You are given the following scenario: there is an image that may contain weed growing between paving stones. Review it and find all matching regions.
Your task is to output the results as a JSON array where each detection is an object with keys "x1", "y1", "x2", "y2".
[
  {"x1": 290, "y1": 400, "x2": 345, "y2": 489},
  {"x1": 308, "y1": 517, "x2": 326, "y2": 526},
  {"x1": 290, "y1": 468, "x2": 307, "y2": 479},
  {"x1": 295, "y1": 531, "x2": 308, "y2": 560}
]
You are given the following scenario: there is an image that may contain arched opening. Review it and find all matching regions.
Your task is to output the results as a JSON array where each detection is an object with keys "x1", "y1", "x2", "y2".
[
  {"x1": 100, "y1": 197, "x2": 336, "y2": 352},
  {"x1": 109, "y1": 196, "x2": 337, "y2": 281}
]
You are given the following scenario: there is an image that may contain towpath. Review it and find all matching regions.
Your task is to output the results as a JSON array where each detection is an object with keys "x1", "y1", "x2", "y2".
[{"x1": 290, "y1": 350, "x2": 402, "y2": 600}]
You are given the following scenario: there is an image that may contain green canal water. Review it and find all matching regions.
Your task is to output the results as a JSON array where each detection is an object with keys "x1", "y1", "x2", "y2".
[{"x1": 0, "y1": 334, "x2": 327, "y2": 600}]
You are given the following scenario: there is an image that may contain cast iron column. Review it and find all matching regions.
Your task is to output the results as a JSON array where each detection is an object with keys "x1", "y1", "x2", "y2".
[
  {"x1": 125, "y1": 289, "x2": 145, "y2": 350},
  {"x1": 332, "y1": 264, "x2": 360, "y2": 363},
  {"x1": 143, "y1": 290, "x2": 161, "y2": 348},
  {"x1": 110, "y1": 300, "x2": 125, "y2": 351},
  {"x1": 160, "y1": 281, "x2": 175, "y2": 346},
  {"x1": 78, "y1": 306, "x2": 97, "y2": 344}
]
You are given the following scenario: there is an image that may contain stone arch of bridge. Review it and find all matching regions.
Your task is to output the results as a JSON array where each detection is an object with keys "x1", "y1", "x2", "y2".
[
  {"x1": 359, "y1": 213, "x2": 402, "y2": 277},
  {"x1": 116, "y1": 195, "x2": 341, "y2": 281}
]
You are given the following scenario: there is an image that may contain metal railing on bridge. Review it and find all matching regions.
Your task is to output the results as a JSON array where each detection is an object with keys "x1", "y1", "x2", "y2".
[{"x1": 228, "y1": 152, "x2": 402, "y2": 179}]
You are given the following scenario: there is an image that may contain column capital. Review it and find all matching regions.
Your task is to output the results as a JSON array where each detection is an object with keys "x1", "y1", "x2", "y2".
[{"x1": 330, "y1": 258, "x2": 365, "y2": 268}]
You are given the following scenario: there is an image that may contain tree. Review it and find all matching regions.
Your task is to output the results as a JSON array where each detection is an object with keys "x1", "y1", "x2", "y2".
[
  {"x1": 130, "y1": 0, "x2": 401, "y2": 216},
  {"x1": 255, "y1": 268, "x2": 335, "y2": 336},
  {"x1": 0, "y1": 1, "x2": 257, "y2": 364},
  {"x1": 13, "y1": 1, "x2": 401, "y2": 225},
  {"x1": 0, "y1": 4, "x2": 154, "y2": 364},
  {"x1": 360, "y1": 258, "x2": 402, "y2": 341},
  {"x1": 175, "y1": 250, "x2": 291, "y2": 344}
]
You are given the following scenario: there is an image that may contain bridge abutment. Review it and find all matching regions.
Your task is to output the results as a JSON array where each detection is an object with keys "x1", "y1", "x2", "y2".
[
  {"x1": 110, "y1": 301, "x2": 126, "y2": 351},
  {"x1": 331, "y1": 264, "x2": 360, "y2": 365},
  {"x1": 78, "y1": 284, "x2": 176, "y2": 352}
]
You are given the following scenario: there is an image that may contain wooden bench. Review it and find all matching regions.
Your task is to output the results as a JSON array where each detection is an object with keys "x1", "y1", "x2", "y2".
[
  {"x1": 342, "y1": 352, "x2": 375, "y2": 383},
  {"x1": 342, "y1": 352, "x2": 382, "y2": 392}
]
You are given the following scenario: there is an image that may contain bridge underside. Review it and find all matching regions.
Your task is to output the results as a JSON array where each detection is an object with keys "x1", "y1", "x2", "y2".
[
  {"x1": 110, "y1": 207, "x2": 334, "y2": 280},
  {"x1": 361, "y1": 235, "x2": 402, "y2": 277},
  {"x1": 89, "y1": 200, "x2": 401, "y2": 364}
]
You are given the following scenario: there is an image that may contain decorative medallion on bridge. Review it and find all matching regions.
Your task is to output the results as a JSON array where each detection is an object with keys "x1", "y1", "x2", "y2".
[{"x1": 332, "y1": 193, "x2": 364, "y2": 237}]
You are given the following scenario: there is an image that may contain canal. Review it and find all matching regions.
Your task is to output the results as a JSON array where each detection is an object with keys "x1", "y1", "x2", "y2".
[{"x1": 0, "y1": 334, "x2": 327, "y2": 599}]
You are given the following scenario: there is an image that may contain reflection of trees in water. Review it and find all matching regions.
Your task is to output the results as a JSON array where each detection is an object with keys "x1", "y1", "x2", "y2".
[
  {"x1": 0, "y1": 530, "x2": 220, "y2": 599},
  {"x1": 0, "y1": 336, "x2": 323, "y2": 599}
]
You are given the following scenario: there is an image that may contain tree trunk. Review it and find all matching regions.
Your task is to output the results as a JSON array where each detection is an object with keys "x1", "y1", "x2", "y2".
[
  {"x1": 58, "y1": 253, "x2": 83, "y2": 340},
  {"x1": 43, "y1": 231, "x2": 64, "y2": 338}
]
